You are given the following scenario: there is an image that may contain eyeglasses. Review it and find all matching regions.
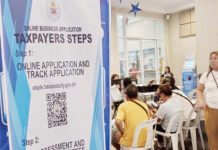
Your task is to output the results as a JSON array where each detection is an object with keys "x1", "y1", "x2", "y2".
[{"x1": 210, "y1": 57, "x2": 218, "y2": 61}]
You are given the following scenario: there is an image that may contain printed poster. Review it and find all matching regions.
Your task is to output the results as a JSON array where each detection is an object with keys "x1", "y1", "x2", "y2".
[{"x1": 0, "y1": 0, "x2": 109, "y2": 149}]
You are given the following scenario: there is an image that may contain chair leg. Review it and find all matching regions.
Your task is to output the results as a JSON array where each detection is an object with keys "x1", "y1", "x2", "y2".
[
  {"x1": 179, "y1": 133, "x2": 185, "y2": 150},
  {"x1": 112, "y1": 108, "x2": 117, "y2": 119},
  {"x1": 198, "y1": 126, "x2": 205, "y2": 150},
  {"x1": 171, "y1": 135, "x2": 178, "y2": 150},
  {"x1": 151, "y1": 141, "x2": 155, "y2": 150},
  {"x1": 163, "y1": 137, "x2": 167, "y2": 148},
  {"x1": 190, "y1": 128, "x2": 197, "y2": 150}
]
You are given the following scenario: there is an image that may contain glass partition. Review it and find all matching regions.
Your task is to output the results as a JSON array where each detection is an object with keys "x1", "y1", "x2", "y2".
[
  {"x1": 116, "y1": 14, "x2": 165, "y2": 84},
  {"x1": 142, "y1": 40, "x2": 156, "y2": 83}
]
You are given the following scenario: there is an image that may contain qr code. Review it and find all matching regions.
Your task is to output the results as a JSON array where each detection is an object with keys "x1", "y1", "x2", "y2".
[{"x1": 46, "y1": 92, "x2": 67, "y2": 128}]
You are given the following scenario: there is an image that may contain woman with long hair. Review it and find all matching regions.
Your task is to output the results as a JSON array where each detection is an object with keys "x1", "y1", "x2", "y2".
[
  {"x1": 163, "y1": 66, "x2": 174, "y2": 79},
  {"x1": 196, "y1": 51, "x2": 218, "y2": 150},
  {"x1": 110, "y1": 74, "x2": 123, "y2": 119}
]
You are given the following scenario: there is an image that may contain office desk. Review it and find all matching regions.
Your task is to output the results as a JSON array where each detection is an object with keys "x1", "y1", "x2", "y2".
[{"x1": 142, "y1": 92, "x2": 156, "y2": 97}]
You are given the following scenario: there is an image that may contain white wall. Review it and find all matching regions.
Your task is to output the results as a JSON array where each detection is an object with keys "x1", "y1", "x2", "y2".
[
  {"x1": 110, "y1": 8, "x2": 163, "y2": 77},
  {"x1": 126, "y1": 19, "x2": 157, "y2": 38},
  {"x1": 195, "y1": 0, "x2": 218, "y2": 74},
  {"x1": 167, "y1": 13, "x2": 196, "y2": 85},
  {"x1": 110, "y1": 8, "x2": 120, "y2": 76}
]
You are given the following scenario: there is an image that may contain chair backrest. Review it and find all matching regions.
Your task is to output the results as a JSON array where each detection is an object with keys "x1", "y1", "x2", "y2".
[
  {"x1": 187, "y1": 89, "x2": 196, "y2": 100},
  {"x1": 131, "y1": 118, "x2": 157, "y2": 149},
  {"x1": 165, "y1": 110, "x2": 184, "y2": 134},
  {"x1": 183, "y1": 107, "x2": 202, "y2": 137}
]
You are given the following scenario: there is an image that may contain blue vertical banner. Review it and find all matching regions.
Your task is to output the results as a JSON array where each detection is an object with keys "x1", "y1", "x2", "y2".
[
  {"x1": 0, "y1": 0, "x2": 109, "y2": 150},
  {"x1": 0, "y1": 3, "x2": 9, "y2": 148},
  {"x1": 100, "y1": 0, "x2": 110, "y2": 150},
  {"x1": 0, "y1": 43, "x2": 9, "y2": 149}
]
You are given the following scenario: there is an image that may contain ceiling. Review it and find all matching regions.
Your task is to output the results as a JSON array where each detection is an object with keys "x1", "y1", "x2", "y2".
[{"x1": 111, "y1": 0, "x2": 195, "y2": 14}]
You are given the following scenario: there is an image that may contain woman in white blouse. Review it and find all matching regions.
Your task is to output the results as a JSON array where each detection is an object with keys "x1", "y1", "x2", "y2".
[
  {"x1": 196, "y1": 51, "x2": 218, "y2": 150},
  {"x1": 111, "y1": 74, "x2": 123, "y2": 119}
]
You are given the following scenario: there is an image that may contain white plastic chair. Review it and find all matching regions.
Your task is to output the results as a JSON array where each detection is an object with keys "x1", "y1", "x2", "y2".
[
  {"x1": 187, "y1": 89, "x2": 197, "y2": 105},
  {"x1": 187, "y1": 89, "x2": 196, "y2": 100},
  {"x1": 155, "y1": 110, "x2": 185, "y2": 150},
  {"x1": 121, "y1": 118, "x2": 157, "y2": 150},
  {"x1": 182, "y1": 107, "x2": 205, "y2": 150}
]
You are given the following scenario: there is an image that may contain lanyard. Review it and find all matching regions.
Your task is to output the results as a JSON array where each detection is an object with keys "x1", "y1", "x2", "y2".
[{"x1": 211, "y1": 72, "x2": 218, "y2": 88}]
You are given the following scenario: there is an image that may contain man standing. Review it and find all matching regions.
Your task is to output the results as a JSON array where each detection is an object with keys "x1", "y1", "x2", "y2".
[{"x1": 129, "y1": 63, "x2": 138, "y2": 84}]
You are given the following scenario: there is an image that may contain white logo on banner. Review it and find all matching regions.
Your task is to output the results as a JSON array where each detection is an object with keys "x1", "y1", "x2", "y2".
[{"x1": 46, "y1": 0, "x2": 61, "y2": 21}]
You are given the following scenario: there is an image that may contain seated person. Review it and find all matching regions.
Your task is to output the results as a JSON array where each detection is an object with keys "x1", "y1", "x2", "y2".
[
  {"x1": 112, "y1": 84, "x2": 150, "y2": 150},
  {"x1": 162, "y1": 76, "x2": 179, "y2": 91},
  {"x1": 123, "y1": 77, "x2": 147, "y2": 102},
  {"x1": 152, "y1": 75, "x2": 164, "y2": 102},
  {"x1": 162, "y1": 66, "x2": 174, "y2": 79},
  {"x1": 162, "y1": 77, "x2": 194, "y2": 120},
  {"x1": 159, "y1": 74, "x2": 165, "y2": 84},
  {"x1": 153, "y1": 88, "x2": 161, "y2": 103},
  {"x1": 153, "y1": 83, "x2": 184, "y2": 147},
  {"x1": 151, "y1": 77, "x2": 194, "y2": 119},
  {"x1": 111, "y1": 74, "x2": 123, "y2": 119},
  {"x1": 123, "y1": 77, "x2": 132, "y2": 89}
]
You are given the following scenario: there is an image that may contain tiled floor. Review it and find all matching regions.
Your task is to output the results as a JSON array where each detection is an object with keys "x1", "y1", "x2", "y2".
[{"x1": 184, "y1": 121, "x2": 208, "y2": 150}]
